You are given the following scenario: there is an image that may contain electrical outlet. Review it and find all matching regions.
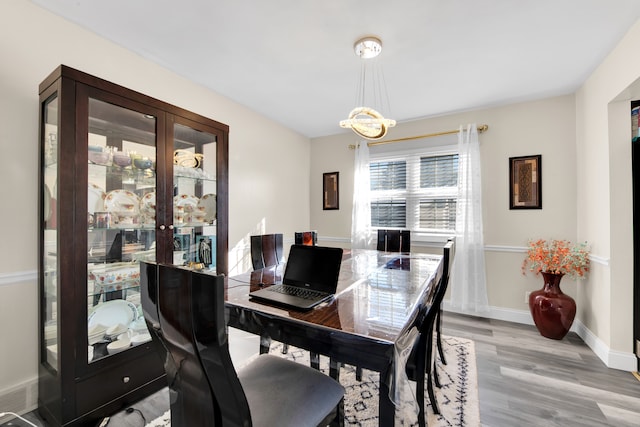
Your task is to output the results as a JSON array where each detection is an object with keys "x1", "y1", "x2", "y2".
[{"x1": 525, "y1": 291, "x2": 531, "y2": 304}]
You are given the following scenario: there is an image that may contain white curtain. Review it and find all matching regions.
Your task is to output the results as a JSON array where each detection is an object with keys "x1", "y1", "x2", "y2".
[
  {"x1": 449, "y1": 124, "x2": 489, "y2": 313},
  {"x1": 351, "y1": 142, "x2": 372, "y2": 249}
]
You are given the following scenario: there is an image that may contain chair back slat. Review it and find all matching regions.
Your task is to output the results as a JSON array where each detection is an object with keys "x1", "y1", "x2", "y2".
[
  {"x1": 192, "y1": 270, "x2": 253, "y2": 426},
  {"x1": 376, "y1": 229, "x2": 411, "y2": 252},
  {"x1": 250, "y1": 234, "x2": 284, "y2": 270},
  {"x1": 154, "y1": 263, "x2": 218, "y2": 425}
]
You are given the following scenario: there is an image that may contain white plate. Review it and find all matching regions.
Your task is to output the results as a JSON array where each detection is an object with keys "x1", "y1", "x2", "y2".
[
  {"x1": 88, "y1": 183, "x2": 106, "y2": 214},
  {"x1": 197, "y1": 193, "x2": 216, "y2": 222},
  {"x1": 139, "y1": 191, "x2": 156, "y2": 216},
  {"x1": 174, "y1": 194, "x2": 199, "y2": 212},
  {"x1": 88, "y1": 300, "x2": 138, "y2": 329},
  {"x1": 104, "y1": 189, "x2": 140, "y2": 213}
]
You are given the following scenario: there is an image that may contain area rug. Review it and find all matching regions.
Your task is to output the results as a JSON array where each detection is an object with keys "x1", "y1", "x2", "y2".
[{"x1": 146, "y1": 335, "x2": 479, "y2": 427}]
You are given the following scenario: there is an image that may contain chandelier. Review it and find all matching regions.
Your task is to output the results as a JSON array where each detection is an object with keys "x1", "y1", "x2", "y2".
[{"x1": 339, "y1": 37, "x2": 396, "y2": 140}]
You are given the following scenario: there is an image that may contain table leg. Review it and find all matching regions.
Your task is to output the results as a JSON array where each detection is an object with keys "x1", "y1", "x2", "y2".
[{"x1": 379, "y1": 365, "x2": 395, "y2": 427}]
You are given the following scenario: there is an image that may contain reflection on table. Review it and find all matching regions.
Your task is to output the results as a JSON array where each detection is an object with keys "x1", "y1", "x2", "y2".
[{"x1": 225, "y1": 248, "x2": 443, "y2": 426}]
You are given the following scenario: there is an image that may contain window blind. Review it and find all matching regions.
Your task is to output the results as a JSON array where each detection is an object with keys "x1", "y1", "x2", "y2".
[{"x1": 370, "y1": 152, "x2": 458, "y2": 233}]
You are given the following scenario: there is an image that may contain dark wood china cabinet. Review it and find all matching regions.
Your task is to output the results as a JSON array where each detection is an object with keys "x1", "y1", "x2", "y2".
[{"x1": 38, "y1": 65, "x2": 228, "y2": 426}]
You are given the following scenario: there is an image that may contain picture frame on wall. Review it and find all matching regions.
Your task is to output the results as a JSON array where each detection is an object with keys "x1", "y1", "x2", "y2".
[
  {"x1": 323, "y1": 171, "x2": 339, "y2": 210},
  {"x1": 509, "y1": 155, "x2": 542, "y2": 209}
]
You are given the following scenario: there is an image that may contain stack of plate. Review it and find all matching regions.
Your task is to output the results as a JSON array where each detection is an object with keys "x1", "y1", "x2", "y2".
[
  {"x1": 106, "y1": 323, "x2": 128, "y2": 340},
  {"x1": 88, "y1": 324, "x2": 108, "y2": 345}
]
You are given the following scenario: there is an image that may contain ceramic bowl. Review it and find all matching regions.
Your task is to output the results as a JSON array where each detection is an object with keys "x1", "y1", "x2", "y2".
[
  {"x1": 131, "y1": 333, "x2": 151, "y2": 346},
  {"x1": 133, "y1": 157, "x2": 153, "y2": 170},
  {"x1": 117, "y1": 330, "x2": 134, "y2": 341},
  {"x1": 106, "y1": 337, "x2": 131, "y2": 354},
  {"x1": 88, "y1": 150, "x2": 112, "y2": 166},
  {"x1": 112, "y1": 152, "x2": 132, "y2": 167},
  {"x1": 129, "y1": 318, "x2": 148, "y2": 334}
]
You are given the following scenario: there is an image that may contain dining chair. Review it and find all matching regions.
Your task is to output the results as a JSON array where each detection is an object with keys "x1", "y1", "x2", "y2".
[
  {"x1": 435, "y1": 237, "x2": 455, "y2": 366},
  {"x1": 291, "y1": 231, "x2": 326, "y2": 370},
  {"x1": 250, "y1": 233, "x2": 290, "y2": 355},
  {"x1": 404, "y1": 240, "x2": 453, "y2": 426},
  {"x1": 142, "y1": 261, "x2": 345, "y2": 427},
  {"x1": 294, "y1": 231, "x2": 318, "y2": 246},
  {"x1": 140, "y1": 261, "x2": 212, "y2": 425},
  {"x1": 250, "y1": 233, "x2": 284, "y2": 270},
  {"x1": 376, "y1": 229, "x2": 411, "y2": 252}
]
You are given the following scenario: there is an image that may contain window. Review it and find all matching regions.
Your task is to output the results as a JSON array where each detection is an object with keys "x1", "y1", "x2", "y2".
[{"x1": 369, "y1": 151, "x2": 458, "y2": 235}]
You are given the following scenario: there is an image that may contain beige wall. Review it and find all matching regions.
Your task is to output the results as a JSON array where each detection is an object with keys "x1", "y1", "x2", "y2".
[
  {"x1": 311, "y1": 95, "x2": 579, "y2": 315},
  {"x1": 0, "y1": 0, "x2": 310, "y2": 406},
  {"x1": 576, "y1": 18, "x2": 640, "y2": 360}
]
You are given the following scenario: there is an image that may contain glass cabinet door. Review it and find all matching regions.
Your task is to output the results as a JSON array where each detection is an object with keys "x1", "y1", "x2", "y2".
[
  {"x1": 86, "y1": 98, "x2": 157, "y2": 362},
  {"x1": 42, "y1": 95, "x2": 59, "y2": 371},
  {"x1": 172, "y1": 121, "x2": 218, "y2": 271}
]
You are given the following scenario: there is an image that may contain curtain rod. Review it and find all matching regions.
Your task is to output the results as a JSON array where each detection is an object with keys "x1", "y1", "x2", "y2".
[{"x1": 348, "y1": 124, "x2": 488, "y2": 149}]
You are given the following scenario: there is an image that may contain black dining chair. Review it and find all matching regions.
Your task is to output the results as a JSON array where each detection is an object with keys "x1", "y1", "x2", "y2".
[
  {"x1": 250, "y1": 234, "x2": 290, "y2": 355},
  {"x1": 376, "y1": 229, "x2": 411, "y2": 252},
  {"x1": 435, "y1": 237, "x2": 455, "y2": 366},
  {"x1": 140, "y1": 261, "x2": 213, "y2": 425},
  {"x1": 142, "y1": 261, "x2": 345, "y2": 427},
  {"x1": 294, "y1": 230, "x2": 321, "y2": 372},
  {"x1": 404, "y1": 240, "x2": 454, "y2": 426},
  {"x1": 250, "y1": 233, "x2": 284, "y2": 270}
]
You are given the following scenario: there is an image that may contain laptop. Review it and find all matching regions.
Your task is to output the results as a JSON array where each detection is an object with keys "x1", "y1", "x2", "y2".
[{"x1": 249, "y1": 245, "x2": 343, "y2": 310}]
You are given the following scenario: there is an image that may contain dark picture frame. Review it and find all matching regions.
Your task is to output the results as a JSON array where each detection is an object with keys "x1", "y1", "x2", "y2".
[
  {"x1": 509, "y1": 155, "x2": 542, "y2": 209},
  {"x1": 323, "y1": 172, "x2": 339, "y2": 210}
]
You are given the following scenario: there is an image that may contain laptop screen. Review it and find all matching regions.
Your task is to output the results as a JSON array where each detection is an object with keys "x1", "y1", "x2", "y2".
[{"x1": 283, "y1": 245, "x2": 343, "y2": 293}]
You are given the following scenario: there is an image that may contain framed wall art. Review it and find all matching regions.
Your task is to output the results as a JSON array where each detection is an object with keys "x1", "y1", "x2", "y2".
[
  {"x1": 323, "y1": 171, "x2": 339, "y2": 210},
  {"x1": 509, "y1": 155, "x2": 541, "y2": 209}
]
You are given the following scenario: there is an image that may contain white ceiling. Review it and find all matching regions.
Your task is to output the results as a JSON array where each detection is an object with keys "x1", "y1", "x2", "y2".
[{"x1": 31, "y1": 0, "x2": 640, "y2": 139}]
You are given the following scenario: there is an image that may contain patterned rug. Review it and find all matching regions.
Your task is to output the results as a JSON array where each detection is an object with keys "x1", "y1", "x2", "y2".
[{"x1": 146, "y1": 335, "x2": 479, "y2": 426}]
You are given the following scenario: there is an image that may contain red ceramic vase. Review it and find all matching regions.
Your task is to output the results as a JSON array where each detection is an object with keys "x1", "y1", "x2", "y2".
[{"x1": 528, "y1": 272, "x2": 576, "y2": 340}]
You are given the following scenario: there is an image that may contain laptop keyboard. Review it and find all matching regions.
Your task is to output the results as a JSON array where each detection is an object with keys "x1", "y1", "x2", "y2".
[{"x1": 266, "y1": 285, "x2": 327, "y2": 301}]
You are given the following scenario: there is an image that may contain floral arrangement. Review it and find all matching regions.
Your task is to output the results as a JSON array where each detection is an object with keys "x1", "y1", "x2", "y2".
[{"x1": 522, "y1": 239, "x2": 590, "y2": 279}]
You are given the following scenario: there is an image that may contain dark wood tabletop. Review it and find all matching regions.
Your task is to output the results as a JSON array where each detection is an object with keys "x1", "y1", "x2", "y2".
[{"x1": 224, "y1": 248, "x2": 443, "y2": 426}]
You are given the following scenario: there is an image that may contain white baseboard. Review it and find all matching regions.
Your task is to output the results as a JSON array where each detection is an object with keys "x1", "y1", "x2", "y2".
[
  {"x1": 443, "y1": 301, "x2": 637, "y2": 372},
  {"x1": 0, "y1": 376, "x2": 38, "y2": 421}
]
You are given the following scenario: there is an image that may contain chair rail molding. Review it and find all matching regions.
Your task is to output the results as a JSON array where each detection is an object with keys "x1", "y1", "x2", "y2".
[
  {"x1": 484, "y1": 245, "x2": 609, "y2": 266},
  {"x1": 0, "y1": 270, "x2": 37, "y2": 287}
]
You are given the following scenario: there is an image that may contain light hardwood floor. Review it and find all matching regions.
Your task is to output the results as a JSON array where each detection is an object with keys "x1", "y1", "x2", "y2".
[
  {"x1": 5, "y1": 312, "x2": 640, "y2": 426},
  {"x1": 443, "y1": 312, "x2": 640, "y2": 427}
]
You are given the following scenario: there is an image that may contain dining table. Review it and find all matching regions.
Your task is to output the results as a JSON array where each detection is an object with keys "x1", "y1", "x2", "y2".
[{"x1": 224, "y1": 248, "x2": 443, "y2": 426}]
